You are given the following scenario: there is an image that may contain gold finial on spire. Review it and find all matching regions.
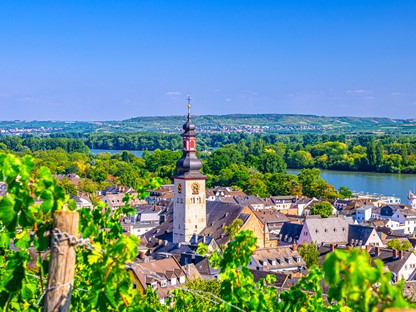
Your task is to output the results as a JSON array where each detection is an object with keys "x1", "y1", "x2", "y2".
[{"x1": 186, "y1": 94, "x2": 192, "y2": 118}]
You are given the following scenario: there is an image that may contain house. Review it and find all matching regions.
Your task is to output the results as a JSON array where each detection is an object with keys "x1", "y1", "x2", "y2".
[
  {"x1": 122, "y1": 207, "x2": 161, "y2": 236},
  {"x1": 71, "y1": 195, "x2": 93, "y2": 209},
  {"x1": 205, "y1": 187, "x2": 247, "y2": 202},
  {"x1": 333, "y1": 199, "x2": 357, "y2": 211},
  {"x1": 101, "y1": 193, "x2": 143, "y2": 210},
  {"x1": 269, "y1": 196, "x2": 298, "y2": 211},
  {"x1": 101, "y1": 185, "x2": 137, "y2": 196},
  {"x1": 380, "y1": 204, "x2": 410, "y2": 219},
  {"x1": 53, "y1": 173, "x2": 80, "y2": 186},
  {"x1": 355, "y1": 205, "x2": 373, "y2": 223},
  {"x1": 234, "y1": 195, "x2": 265, "y2": 210},
  {"x1": 293, "y1": 197, "x2": 321, "y2": 216},
  {"x1": 348, "y1": 224, "x2": 384, "y2": 247},
  {"x1": 371, "y1": 247, "x2": 416, "y2": 282},
  {"x1": 127, "y1": 258, "x2": 196, "y2": 304},
  {"x1": 297, "y1": 217, "x2": 352, "y2": 245},
  {"x1": 253, "y1": 210, "x2": 290, "y2": 234},
  {"x1": 390, "y1": 208, "x2": 416, "y2": 235},
  {"x1": 249, "y1": 245, "x2": 306, "y2": 273},
  {"x1": 146, "y1": 185, "x2": 174, "y2": 204}
]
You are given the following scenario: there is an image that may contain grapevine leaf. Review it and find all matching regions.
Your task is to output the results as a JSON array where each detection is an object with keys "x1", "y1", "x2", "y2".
[{"x1": 0, "y1": 195, "x2": 16, "y2": 226}]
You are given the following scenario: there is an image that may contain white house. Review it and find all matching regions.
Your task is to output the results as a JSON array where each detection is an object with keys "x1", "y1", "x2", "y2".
[
  {"x1": 391, "y1": 208, "x2": 416, "y2": 235},
  {"x1": 355, "y1": 205, "x2": 373, "y2": 223}
]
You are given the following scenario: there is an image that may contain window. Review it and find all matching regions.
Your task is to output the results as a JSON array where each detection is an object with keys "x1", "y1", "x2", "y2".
[{"x1": 178, "y1": 182, "x2": 182, "y2": 194}]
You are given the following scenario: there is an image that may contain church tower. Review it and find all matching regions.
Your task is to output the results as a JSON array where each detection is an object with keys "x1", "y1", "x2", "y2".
[{"x1": 173, "y1": 96, "x2": 207, "y2": 243}]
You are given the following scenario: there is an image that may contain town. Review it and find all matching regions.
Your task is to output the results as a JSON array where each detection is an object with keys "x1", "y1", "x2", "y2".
[{"x1": 2, "y1": 109, "x2": 414, "y2": 307}]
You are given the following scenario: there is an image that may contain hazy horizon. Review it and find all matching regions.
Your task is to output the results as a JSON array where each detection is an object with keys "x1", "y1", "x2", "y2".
[
  {"x1": 2, "y1": 112, "x2": 414, "y2": 123},
  {"x1": 1, "y1": 1, "x2": 415, "y2": 120}
]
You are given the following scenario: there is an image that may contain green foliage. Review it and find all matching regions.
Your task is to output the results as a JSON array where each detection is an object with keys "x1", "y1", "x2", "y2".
[
  {"x1": 298, "y1": 243, "x2": 320, "y2": 268},
  {"x1": 338, "y1": 186, "x2": 353, "y2": 198},
  {"x1": 310, "y1": 201, "x2": 334, "y2": 218},
  {"x1": 222, "y1": 219, "x2": 243, "y2": 242},
  {"x1": 323, "y1": 249, "x2": 412, "y2": 311},
  {"x1": 387, "y1": 239, "x2": 412, "y2": 251},
  {"x1": 0, "y1": 153, "x2": 163, "y2": 311},
  {"x1": 298, "y1": 168, "x2": 341, "y2": 199}
]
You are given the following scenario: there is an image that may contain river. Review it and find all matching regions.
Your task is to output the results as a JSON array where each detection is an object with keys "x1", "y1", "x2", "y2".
[
  {"x1": 287, "y1": 169, "x2": 416, "y2": 203},
  {"x1": 90, "y1": 149, "x2": 145, "y2": 157}
]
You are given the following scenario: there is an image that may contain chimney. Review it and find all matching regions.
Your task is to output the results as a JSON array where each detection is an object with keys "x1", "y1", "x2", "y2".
[
  {"x1": 399, "y1": 250, "x2": 404, "y2": 259},
  {"x1": 292, "y1": 243, "x2": 297, "y2": 251},
  {"x1": 164, "y1": 240, "x2": 168, "y2": 246},
  {"x1": 139, "y1": 251, "x2": 145, "y2": 259},
  {"x1": 393, "y1": 249, "x2": 399, "y2": 259},
  {"x1": 375, "y1": 246, "x2": 380, "y2": 256},
  {"x1": 330, "y1": 244, "x2": 335, "y2": 252}
]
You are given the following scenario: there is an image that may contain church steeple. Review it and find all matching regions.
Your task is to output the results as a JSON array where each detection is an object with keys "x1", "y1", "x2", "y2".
[
  {"x1": 173, "y1": 95, "x2": 207, "y2": 243},
  {"x1": 175, "y1": 95, "x2": 205, "y2": 178}
]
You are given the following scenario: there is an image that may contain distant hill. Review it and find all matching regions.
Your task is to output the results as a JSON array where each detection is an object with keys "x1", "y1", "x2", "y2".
[{"x1": 1, "y1": 114, "x2": 416, "y2": 136}]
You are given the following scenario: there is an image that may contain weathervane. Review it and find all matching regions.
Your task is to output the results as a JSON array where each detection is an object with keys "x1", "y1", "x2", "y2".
[{"x1": 186, "y1": 94, "x2": 192, "y2": 120}]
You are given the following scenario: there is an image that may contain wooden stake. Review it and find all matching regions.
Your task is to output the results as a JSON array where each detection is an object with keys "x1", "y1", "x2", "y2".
[{"x1": 44, "y1": 210, "x2": 79, "y2": 312}]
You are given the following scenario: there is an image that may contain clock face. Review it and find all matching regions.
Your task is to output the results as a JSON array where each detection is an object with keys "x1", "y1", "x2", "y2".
[
  {"x1": 178, "y1": 182, "x2": 182, "y2": 194},
  {"x1": 192, "y1": 182, "x2": 200, "y2": 195}
]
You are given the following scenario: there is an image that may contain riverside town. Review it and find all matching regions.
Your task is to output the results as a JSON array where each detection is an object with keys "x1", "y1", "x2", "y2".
[{"x1": 2, "y1": 1, "x2": 416, "y2": 311}]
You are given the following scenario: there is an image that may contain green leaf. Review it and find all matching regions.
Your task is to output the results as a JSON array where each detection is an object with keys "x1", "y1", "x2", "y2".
[
  {"x1": 0, "y1": 195, "x2": 16, "y2": 226},
  {"x1": 14, "y1": 230, "x2": 30, "y2": 249},
  {"x1": 21, "y1": 283, "x2": 36, "y2": 300}
]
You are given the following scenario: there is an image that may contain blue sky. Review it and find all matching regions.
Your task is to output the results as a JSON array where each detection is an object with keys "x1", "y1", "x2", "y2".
[{"x1": 0, "y1": 1, "x2": 415, "y2": 121}]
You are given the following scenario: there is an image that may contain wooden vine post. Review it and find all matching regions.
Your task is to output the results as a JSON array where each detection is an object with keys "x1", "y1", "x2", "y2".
[{"x1": 44, "y1": 210, "x2": 79, "y2": 312}]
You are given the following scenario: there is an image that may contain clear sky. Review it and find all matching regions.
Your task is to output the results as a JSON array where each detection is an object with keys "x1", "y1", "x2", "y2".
[{"x1": 0, "y1": 1, "x2": 415, "y2": 121}]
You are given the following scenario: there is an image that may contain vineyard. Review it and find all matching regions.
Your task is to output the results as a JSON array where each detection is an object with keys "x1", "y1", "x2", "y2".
[{"x1": 1, "y1": 153, "x2": 415, "y2": 311}]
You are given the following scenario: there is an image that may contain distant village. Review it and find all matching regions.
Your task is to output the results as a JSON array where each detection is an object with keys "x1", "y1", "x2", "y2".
[{"x1": 3, "y1": 112, "x2": 416, "y2": 304}]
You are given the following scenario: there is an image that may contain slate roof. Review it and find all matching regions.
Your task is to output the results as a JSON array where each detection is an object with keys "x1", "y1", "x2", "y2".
[
  {"x1": 193, "y1": 256, "x2": 221, "y2": 277},
  {"x1": 348, "y1": 224, "x2": 376, "y2": 244},
  {"x1": 251, "y1": 247, "x2": 305, "y2": 270},
  {"x1": 370, "y1": 248, "x2": 413, "y2": 275},
  {"x1": 254, "y1": 211, "x2": 290, "y2": 225},
  {"x1": 356, "y1": 205, "x2": 373, "y2": 211},
  {"x1": 304, "y1": 218, "x2": 352, "y2": 244},
  {"x1": 278, "y1": 222, "x2": 303, "y2": 242},
  {"x1": 234, "y1": 195, "x2": 264, "y2": 206}
]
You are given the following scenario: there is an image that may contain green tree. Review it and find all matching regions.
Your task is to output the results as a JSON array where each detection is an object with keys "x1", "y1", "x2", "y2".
[
  {"x1": 298, "y1": 243, "x2": 320, "y2": 268},
  {"x1": 387, "y1": 239, "x2": 412, "y2": 251},
  {"x1": 258, "y1": 152, "x2": 286, "y2": 174},
  {"x1": 338, "y1": 186, "x2": 353, "y2": 198},
  {"x1": 310, "y1": 201, "x2": 334, "y2": 218},
  {"x1": 205, "y1": 147, "x2": 244, "y2": 175}
]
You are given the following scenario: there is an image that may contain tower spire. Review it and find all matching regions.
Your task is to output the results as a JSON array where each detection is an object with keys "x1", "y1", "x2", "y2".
[{"x1": 187, "y1": 94, "x2": 192, "y2": 121}]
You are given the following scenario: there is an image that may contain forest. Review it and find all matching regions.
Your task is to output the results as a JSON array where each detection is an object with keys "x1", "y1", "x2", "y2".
[{"x1": 1, "y1": 133, "x2": 416, "y2": 176}]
